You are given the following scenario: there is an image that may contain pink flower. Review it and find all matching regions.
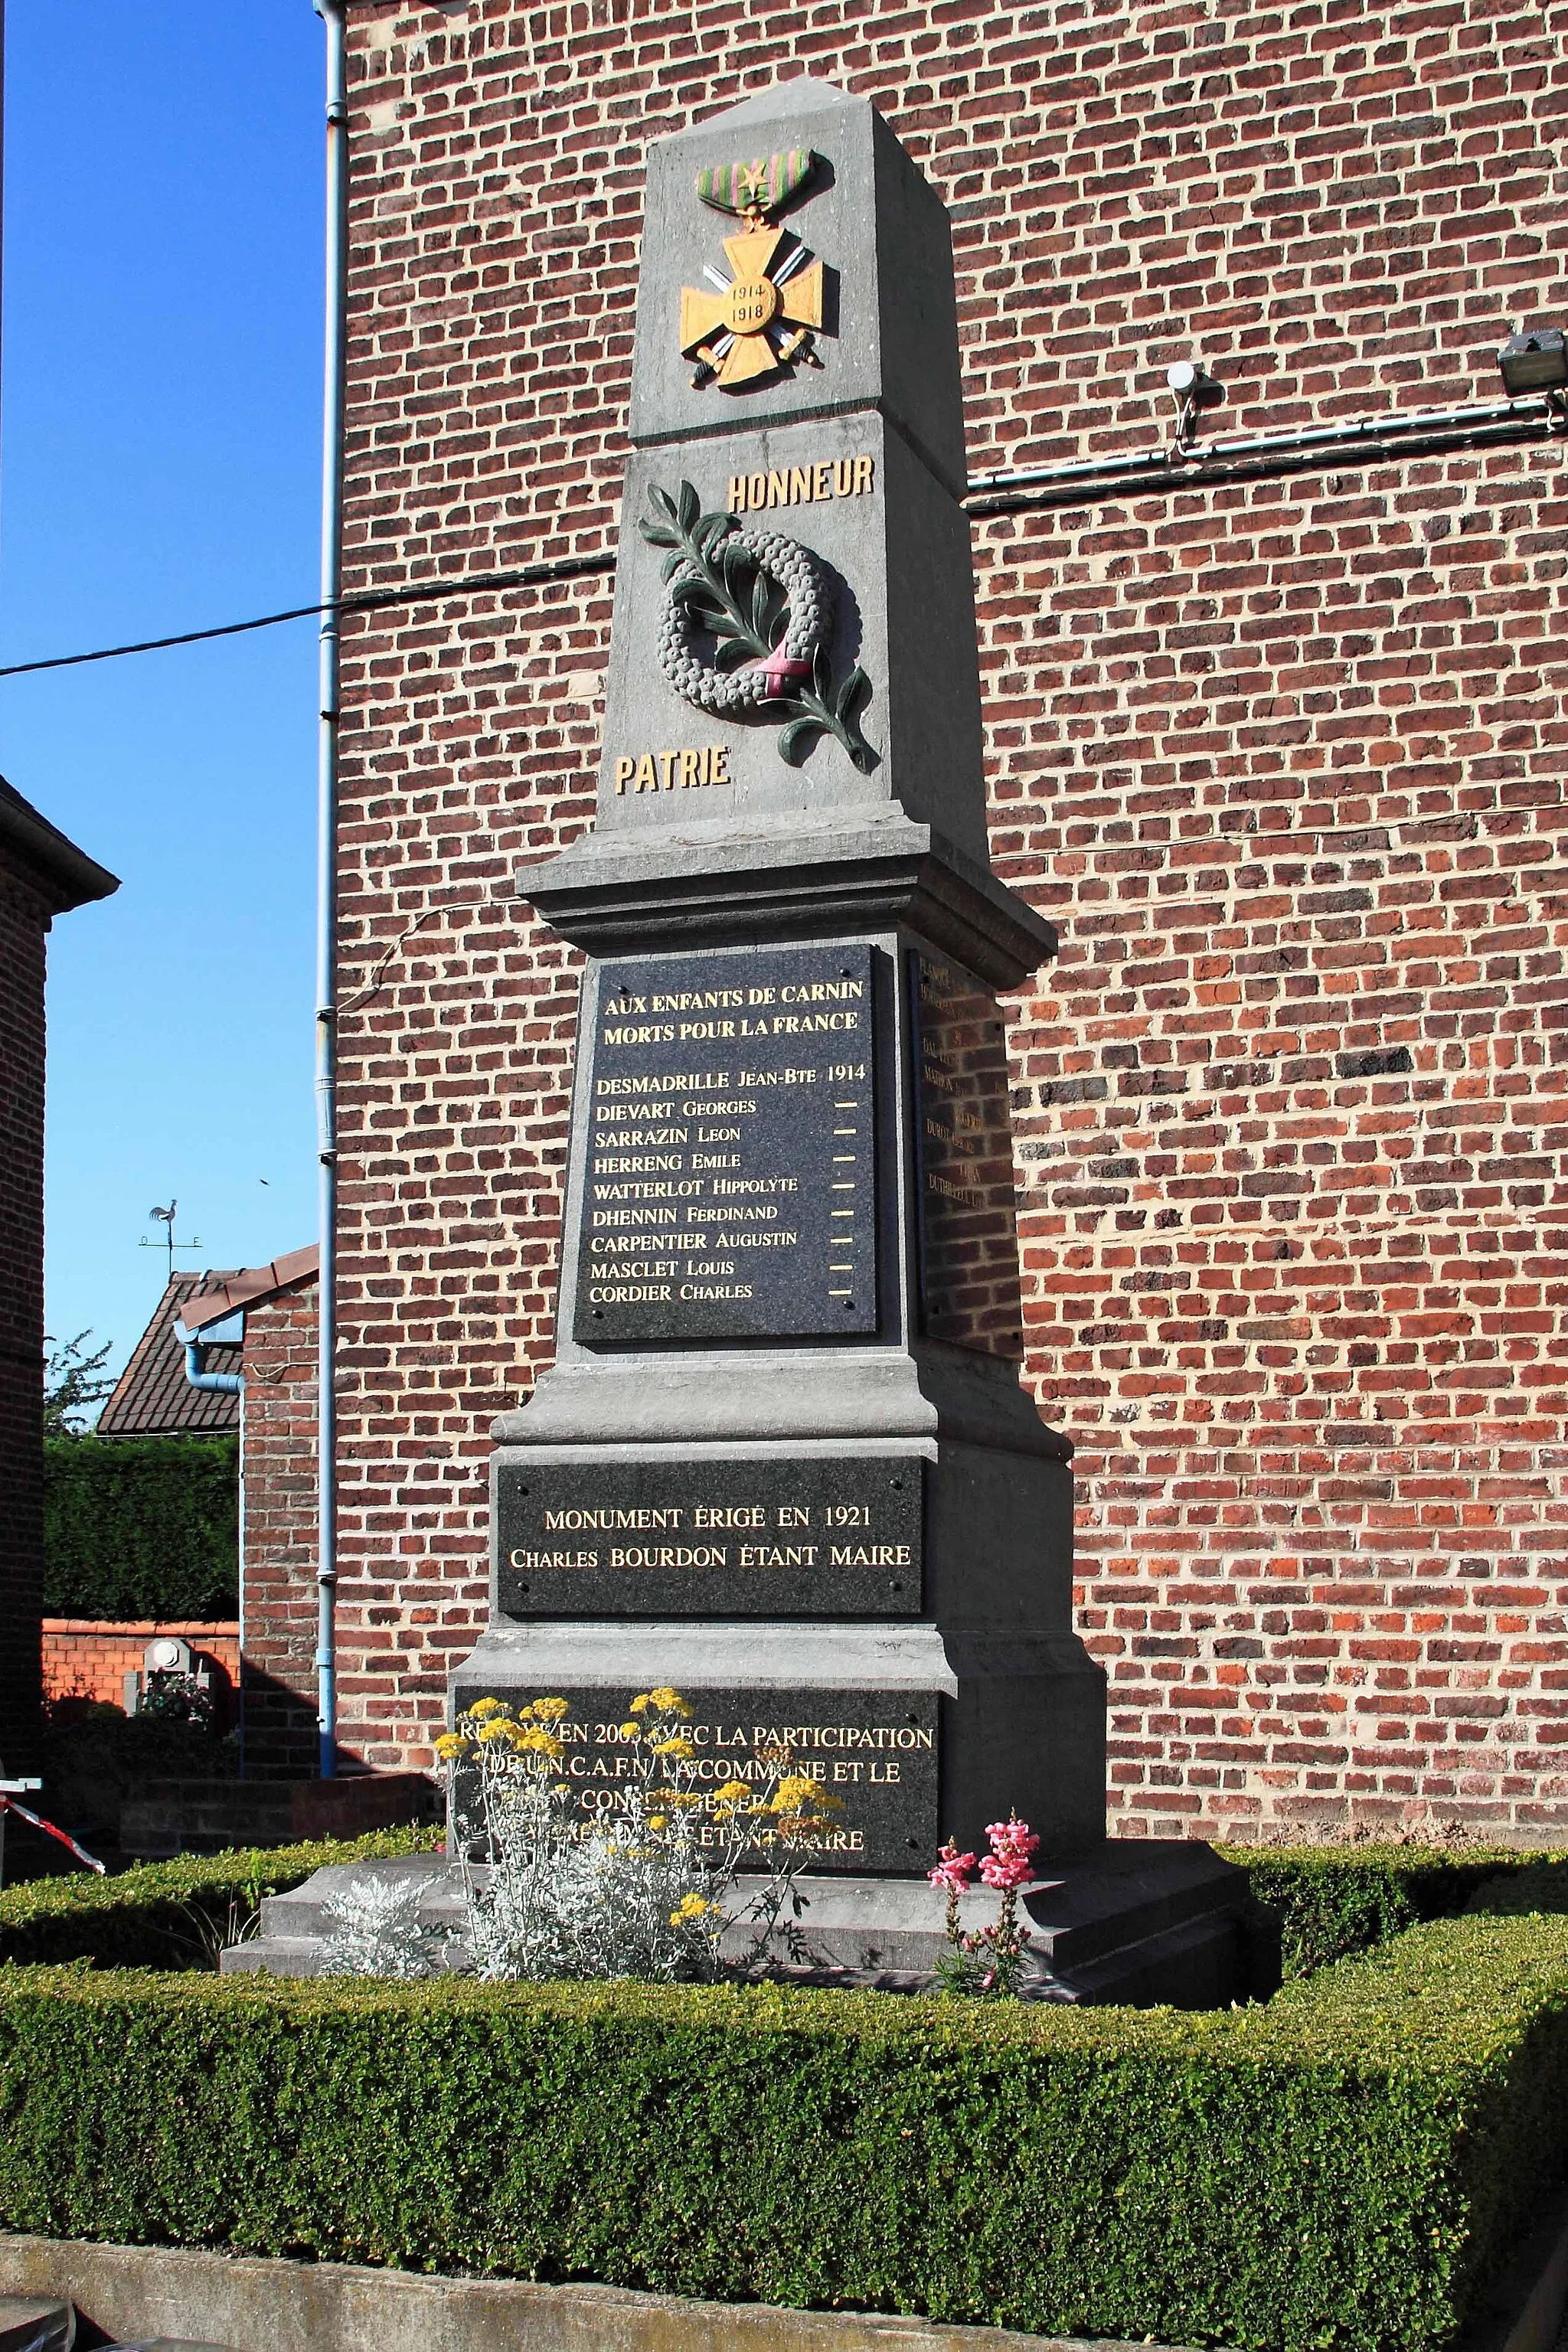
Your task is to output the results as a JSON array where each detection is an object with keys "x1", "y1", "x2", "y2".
[
  {"x1": 927, "y1": 1838, "x2": 977, "y2": 1896},
  {"x1": 979, "y1": 1814, "x2": 1039, "y2": 1889}
]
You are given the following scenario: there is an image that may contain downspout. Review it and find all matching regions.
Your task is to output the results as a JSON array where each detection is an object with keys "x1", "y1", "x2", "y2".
[
  {"x1": 180, "y1": 1329, "x2": 246, "y2": 1778},
  {"x1": 311, "y1": 0, "x2": 348, "y2": 1779}
]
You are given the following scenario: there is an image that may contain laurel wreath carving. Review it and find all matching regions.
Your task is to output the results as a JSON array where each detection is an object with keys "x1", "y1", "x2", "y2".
[{"x1": 640, "y1": 481, "x2": 877, "y2": 772}]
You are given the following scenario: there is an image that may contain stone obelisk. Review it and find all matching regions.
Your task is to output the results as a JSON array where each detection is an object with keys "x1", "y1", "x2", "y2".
[{"x1": 453, "y1": 79, "x2": 1243, "y2": 1994}]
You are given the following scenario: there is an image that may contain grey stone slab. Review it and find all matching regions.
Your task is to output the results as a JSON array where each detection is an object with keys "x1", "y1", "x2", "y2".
[
  {"x1": 452, "y1": 1621, "x2": 1106, "y2": 1862},
  {"x1": 628, "y1": 79, "x2": 967, "y2": 497},
  {"x1": 596, "y1": 416, "x2": 989, "y2": 864},
  {"x1": 517, "y1": 805, "x2": 1057, "y2": 989},
  {"x1": 496, "y1": 1452, "x2": 923, "y2": 1618}
]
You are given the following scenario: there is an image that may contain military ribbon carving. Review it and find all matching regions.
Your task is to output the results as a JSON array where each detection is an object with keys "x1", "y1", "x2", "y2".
[{"x1": 680, "y1": 149, "x2": 828, "y2": 390}]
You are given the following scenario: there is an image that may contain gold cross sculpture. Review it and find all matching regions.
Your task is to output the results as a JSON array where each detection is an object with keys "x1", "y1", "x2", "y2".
[{"x1": 679, "y1": 221, "x2": 826, "y2": 390}]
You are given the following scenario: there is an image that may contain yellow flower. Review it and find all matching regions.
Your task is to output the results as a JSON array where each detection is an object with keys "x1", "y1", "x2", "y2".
[
  {"x1": 516, "y1": 1726, "x2": 564, "y2": 1761},
  {"x1": 476, "y1": 1718, "x2": 519, "y2": 1746},
  {"x1": 670, "y1": 1892, "x2": 713, "y2": 1923},
  {"x1": 468, "y1": 1696, "x2": 505, "y2": 1722},
  {"x1": 629, "y1": 1694, "x2": 651, "y2": 1715},
  {"x1": 712, "y1": 1780, "x2": 754, "y2": 1809},
  {"x1": 651, "y1": 1735, "x2": 695, "y2": 1761},
  {"x1": 648, "y1": 1685, "x2": 691, "y2": 1717},
  {"x1": 433, "y1": 1732, "x2": 467, "y2": 1762},
  {"x1": 525, "y1": 1696, "x2": 571, "y2": 1722},
  {"x1": 619, "y1": 1721, "x2": 642, "y2": 1739},
  {"x1": 647, "y1": 1814, "x2": 668, "y2": 1831}
]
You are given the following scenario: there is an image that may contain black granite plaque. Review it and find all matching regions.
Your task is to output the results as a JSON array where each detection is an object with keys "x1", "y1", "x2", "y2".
[
  {"x1": 910, "y1": 951, "x2": 1024, "y2": 1359},
  {"x1": 471, "y1": 1684, "x2": 939, "y2": 1875},
  {"x1": 498, "y1": 1456, "x2": 923, "y2": 1619},
  {"x1": 574, "y1": 943, "x2": 877, "y2": 1344}
]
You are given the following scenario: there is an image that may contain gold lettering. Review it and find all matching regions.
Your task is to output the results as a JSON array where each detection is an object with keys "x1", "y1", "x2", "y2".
[
  {"x1": 678, "y1": 747, "x2": 701, "y2": 788},
  {"x1": 634, "y1": 753, "x2": 657, "y2": 792},
  {"x1": 658, "y1": 750, "x2": 678, "y2": 790},
  {"x1": 748, "y1": 472, "x2": 766, "y2": 508},
  {"x1": 727, "y1": 475, "x2": 746, "y2": 512},
  {"x1": 790, "y1": 465, "x2": 812, "y2": 503},
  {"x1": 767, "y1": 470, "x2": 789, "y2": 508},
  {"x1": 853, "y1": 453, "x2": 874, "y2": 495},
  {"x1": 711, "y1": 746, "x2": 730, "y2": 783},
  {"x1": 614, "y1": 756, "x2": 634, "y2": 794},
  {"x1": 813, "y1": 461, "x2": 833, "y2": 500},
  {"x1": 834, "y1": 457, "x2": 853, "y2": 495}
]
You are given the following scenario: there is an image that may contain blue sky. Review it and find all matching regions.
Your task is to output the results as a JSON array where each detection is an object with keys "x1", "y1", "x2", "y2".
[{"x1": 2, "y1": 2, "x2": 325, "y2": 1383}]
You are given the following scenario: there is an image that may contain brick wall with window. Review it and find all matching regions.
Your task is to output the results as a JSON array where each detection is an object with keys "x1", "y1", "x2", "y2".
[{"x1": 328, "y1": 0, "x2": 1568, "y2": 1838}]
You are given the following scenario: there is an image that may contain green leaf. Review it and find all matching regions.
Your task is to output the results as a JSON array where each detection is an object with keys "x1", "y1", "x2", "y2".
[
  {"x1": 750, "y1": 571, "x2": 773, "y2": 640},
  {"x1": 835, "y1": 665, "x2": 870, "y2": 722},
  {"x1": 660, "y1": 551, "x2": 684, "y2": 583},
  {"x1": 677, "y1": 480, "x2": 701, "y2": 534},
  {"x1": 645, "y1": 484, "x2": 678, "y2": 522},
  {"x1": 776, "y1": 714, "x2": 821, "y2": 763},
  {"x1": 639, "y1": 518, "x2": 681, "y2": 550}
]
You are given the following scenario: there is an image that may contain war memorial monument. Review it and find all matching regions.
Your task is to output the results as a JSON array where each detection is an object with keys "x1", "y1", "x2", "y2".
[{"x1": 243, "y1": 78, "x2": 1245, "y2": 1998}]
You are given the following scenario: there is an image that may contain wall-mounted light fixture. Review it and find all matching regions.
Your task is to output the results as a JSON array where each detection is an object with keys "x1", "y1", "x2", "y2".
[
  {"x1": 1497, "y1": 328, "x2": 1566, "y2": 402},
  {"x1": 1166, "y1": 359, "x2": 1224, "y2": 446}
]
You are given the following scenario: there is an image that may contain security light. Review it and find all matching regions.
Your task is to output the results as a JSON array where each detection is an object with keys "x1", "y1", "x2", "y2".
[
  {"x1": 1165, "y1": 359, "x2": 1223, "y2": 443},
  {"x1": 1498, "y1": 328, "x2": 1567, "y2": 398}
]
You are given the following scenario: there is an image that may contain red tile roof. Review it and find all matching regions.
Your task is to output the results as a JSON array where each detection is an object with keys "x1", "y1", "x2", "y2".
[
  {"x1": 173, "y1": 1246, "x2": 318, "y2": 1338},
  {"x1": 96, "y1": 1272, "x2": 243, "y2": 1438}
]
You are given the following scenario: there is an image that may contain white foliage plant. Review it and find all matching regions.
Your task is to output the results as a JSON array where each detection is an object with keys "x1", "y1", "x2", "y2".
[{"x1": 318, "y1": 1873, "x2": 449, "y2": 1980}]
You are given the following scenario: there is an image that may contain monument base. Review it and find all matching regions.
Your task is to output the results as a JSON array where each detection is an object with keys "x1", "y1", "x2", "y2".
[{"x1": 221, "y1": 1841, "x2": 1247, "y2": 2007}]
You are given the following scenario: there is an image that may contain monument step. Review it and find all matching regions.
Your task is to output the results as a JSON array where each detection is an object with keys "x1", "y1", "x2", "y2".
[{"x1": 222, "y1": 1842, "x2": 1246, "y2": 2006}]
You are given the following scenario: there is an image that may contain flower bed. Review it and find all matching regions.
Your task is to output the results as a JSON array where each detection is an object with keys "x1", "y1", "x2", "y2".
[{"x1": 3, "y1": 1913, "x2": 1568, "y2": 2349}]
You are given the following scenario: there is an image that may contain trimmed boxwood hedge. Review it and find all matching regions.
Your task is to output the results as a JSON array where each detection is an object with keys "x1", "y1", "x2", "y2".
[
  {"x1": 44, "y1": 1433, "x2": 239, "y2": 1619},
  {"x1": 0, "y1": 1828, "x2": 439, "y2": 1968},
  {"x1": 1218, "y1": 1842, "x2": 1563, "y2": 1981},
  {"x1": 3, "y1": 1914, "x2": 1568, "y2": 2350}
]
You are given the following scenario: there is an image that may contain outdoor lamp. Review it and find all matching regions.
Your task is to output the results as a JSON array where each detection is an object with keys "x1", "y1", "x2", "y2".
[
  {"x1": 1497, "y1": 328, "x2": 1567, "y2": 398},
  {"x1": 1166, "y1": 358, "x2": 1223, "y2": 443}
]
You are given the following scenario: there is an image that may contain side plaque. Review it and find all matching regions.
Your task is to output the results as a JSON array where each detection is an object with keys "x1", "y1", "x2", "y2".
[
  {"x1": 466, "y1": 1684, "x2": 939, "y2": 1876},
  {"x1": 576, "y1": 942, "x2": 877, "y2": 1343},
  {"x1": 498, "y1": 1457, "x2": 923, "y2": 1619},
  {"x1": 910, "y1": 951, "x2": 1024, "y2": 1359}
]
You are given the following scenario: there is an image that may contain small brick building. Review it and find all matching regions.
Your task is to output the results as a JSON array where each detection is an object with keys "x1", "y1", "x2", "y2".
[
  {"x1": 175, "y1": 1250, "x2": 322, "y2": 1779},
  {"x1": 318, "y1": 0, "x2": 1568, "y2": 1841},
  {"x1": 0, "y1": 777, "x2": 117, "y2": 1768}
]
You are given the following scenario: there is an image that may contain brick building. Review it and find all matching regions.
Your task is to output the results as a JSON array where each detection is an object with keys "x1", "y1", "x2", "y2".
[
  {"x1": 0, "y1": 777, "x2": 117, "y2": 1766},
  {"x1": 325, "y1": 0, "x2": 1568, "y2": 1839},
  {"x1": 175, "y1": 1250, "x2": 322, "y2": 1777}
]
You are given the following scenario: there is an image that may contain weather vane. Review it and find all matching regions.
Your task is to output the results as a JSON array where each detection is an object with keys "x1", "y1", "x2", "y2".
[
  {"x1": 679, "y1": 149, "x2": 827, "y2": 390},
  {"x1": 141, "y1": 1199, "x2": 203, "y2": 1283}
]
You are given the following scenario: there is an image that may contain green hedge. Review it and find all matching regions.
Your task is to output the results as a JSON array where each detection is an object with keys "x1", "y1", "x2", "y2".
[
  {"x1": 44, "y1": 1433, "x2": 238, "y2": 1620},
  {"x1": 1218, "y1": 1842, "x2": 1563, "y2": 1981},
  {"x1": 0, "y1": 1829, "x2": 439, "y2": 1968},
  {"x1": 2, "y1": 1914, "x2": 1568, "y2": 2350}
]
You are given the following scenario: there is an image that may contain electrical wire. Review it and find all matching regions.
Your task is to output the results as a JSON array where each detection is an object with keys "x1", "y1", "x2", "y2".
[{"x1": 0, "y1": 550, "x2": 617, "y2": 681}]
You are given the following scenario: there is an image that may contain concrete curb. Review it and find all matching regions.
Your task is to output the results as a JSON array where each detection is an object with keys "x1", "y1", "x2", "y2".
[
  {"x1": 0, "y1": 2239, "x2": 1175, "y2": 2352},
  {"x1": 3, "y1": 2203, "x2": 1567, "y2": 2352}
]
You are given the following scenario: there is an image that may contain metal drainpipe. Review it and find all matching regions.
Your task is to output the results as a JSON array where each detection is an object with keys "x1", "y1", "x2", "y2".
[
  {"x1": 180, "y1": 1332, "x2": 247, "y2": 1779},
  {"x1": 312, "y1": 0, "x2": 348, "y2": 1780}
]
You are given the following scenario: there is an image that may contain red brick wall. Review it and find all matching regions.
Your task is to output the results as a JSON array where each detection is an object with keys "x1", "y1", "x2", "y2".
[
  {"x1": 240, "y1": 1279, "x2": 322, "y2": 1777},
  {"x1": 330, "y1": 0, "x2": 1568, "y2": 1839},
  {"x1": 41, "y1": 1620, "x2": 240, "y2": 1717},
  {"x1": 0, "y1": 851, "x2": 51, "y2": 1770}
]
